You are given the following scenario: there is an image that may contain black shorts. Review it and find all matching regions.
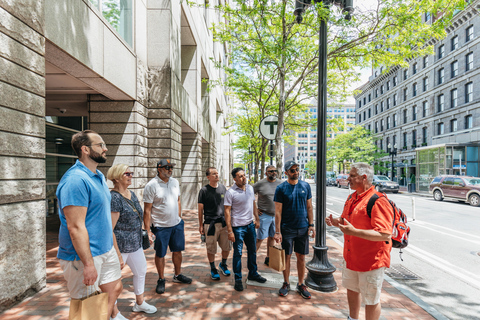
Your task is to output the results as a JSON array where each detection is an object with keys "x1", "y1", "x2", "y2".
[{"x1": 281, "y1": 226, "x2": 309, "y2": 256}]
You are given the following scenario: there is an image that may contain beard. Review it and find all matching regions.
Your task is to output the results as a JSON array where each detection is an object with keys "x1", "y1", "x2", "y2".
[{"x1": 89, "y1": 151, "x2": 107, "y2": 164}]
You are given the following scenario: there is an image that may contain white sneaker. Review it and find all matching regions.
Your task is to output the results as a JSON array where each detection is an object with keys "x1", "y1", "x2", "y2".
[
  {"x1": 132, "y1": 301, "x2": 157, "y2": 314},
  {"x1": 110, "y1": 311, "x2": 128, "y2": 320}
]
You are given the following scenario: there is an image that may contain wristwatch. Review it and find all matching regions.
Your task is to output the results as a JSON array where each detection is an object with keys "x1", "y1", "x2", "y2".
[{"x1": 308, "y1": 223, "x2": 314, "y2": 227}]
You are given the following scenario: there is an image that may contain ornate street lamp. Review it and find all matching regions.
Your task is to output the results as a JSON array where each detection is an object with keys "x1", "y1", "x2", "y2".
[
  {"x1": 388, "y1": 143, "x2": 397, "y2": 181},
  {"x1": 294, "y1": 0, "x2": 354, "y2": 292}
]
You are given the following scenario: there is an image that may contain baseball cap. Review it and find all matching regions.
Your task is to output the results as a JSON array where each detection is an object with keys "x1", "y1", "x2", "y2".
[
  {"x1": 284, "y1": 160, "x2": 299, "y2": 172},
  {"x1": 157, "y1": 159, "x2": 176, "y2": 168}
]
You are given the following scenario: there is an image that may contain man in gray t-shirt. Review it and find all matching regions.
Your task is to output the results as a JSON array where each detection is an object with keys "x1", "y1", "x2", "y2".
[{"x1": 254, "y1": 165, "x2": 282, "y2": 266}]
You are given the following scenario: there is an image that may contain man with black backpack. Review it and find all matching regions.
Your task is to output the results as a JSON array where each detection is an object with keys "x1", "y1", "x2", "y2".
[{"x1": 326, "y1": 162, "x2": 393, "y2": 320}]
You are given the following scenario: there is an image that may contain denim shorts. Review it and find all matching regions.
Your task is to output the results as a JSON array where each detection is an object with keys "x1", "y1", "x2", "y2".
[
  {"x1": 152, "y1": 220, "x2": 185, "y2": 258},
  {"x1": 281, "y1": 225, "x2": 309, "y2": 255},
  {"x1": 256, "y1": 213, "x2": 275, "y2": 240}
]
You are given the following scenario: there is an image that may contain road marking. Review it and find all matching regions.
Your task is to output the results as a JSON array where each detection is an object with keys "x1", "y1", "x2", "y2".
[
  {"x1": 412, "y1": 220, "x2": 480, "y2": 240},
  {"x1": 327, "y1": 195, "x2": 348, "y2": 203},
  {"x1": 411, "y1": 221, "x2": 480, "y2": 245}
]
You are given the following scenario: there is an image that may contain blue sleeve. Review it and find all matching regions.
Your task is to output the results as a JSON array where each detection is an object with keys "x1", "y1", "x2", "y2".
[
  {"x1": 274, "y1": 184, "x2": 283, "y2": 203},
  {"x1": 58, "y1": 177, "x2": 89, "y2": 209},
  {"x1": 306, "y1": 183, "x2": 312, "y2": 200},
  {"x1": 224, "y1": 190, "x2": 233, "y2": 206}
]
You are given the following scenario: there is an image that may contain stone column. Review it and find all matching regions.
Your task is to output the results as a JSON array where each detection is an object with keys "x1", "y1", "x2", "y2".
[
  {"x1": 202, "y1": 142, "x2": 217, "y2": 186},
  {"x1": 0, "y1": 2, "x2": 46, "y2": 311},
  {"x1": 89, "y1": 96, "x2": 149, "y2": 199},
  {"x1": 181, "y1": 132, "x2": 202, "y2": 210}
]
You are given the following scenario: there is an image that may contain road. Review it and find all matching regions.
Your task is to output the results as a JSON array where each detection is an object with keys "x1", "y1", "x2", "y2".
[{"x1": 313, "y1": 185, "x2": 480, "y2": 320}]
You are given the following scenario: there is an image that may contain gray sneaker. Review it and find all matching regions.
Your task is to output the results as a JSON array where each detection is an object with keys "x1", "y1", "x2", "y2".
[{"x1": 173, "y1": 274, "x2": 192, "y2": 284}]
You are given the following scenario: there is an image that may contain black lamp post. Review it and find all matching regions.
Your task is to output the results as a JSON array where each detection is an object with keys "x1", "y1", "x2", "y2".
[
  {"x1": 388, "y1": 143, "x2": 397, "y2": 181},
  {"x1": 294, "y1": 0, "x2": 354, "y2": 292}
]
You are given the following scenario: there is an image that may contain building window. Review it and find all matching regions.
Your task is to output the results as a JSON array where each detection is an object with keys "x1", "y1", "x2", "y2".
[
  {"x1": 386, "y1": 97, "x2": 391, "y2": 109},
  {"x1": 381, "y1": 119, "x2": 384, "y2": 131},
  {"x1": 393, "y1": 114, "x2": 397, "y2": 127},
  {"x1": 393, "y1": 93, "x2": 397, "y2": 106},
  {"x1": 466, "y1": 25, "x2": 474, "y2": 42},
  {"x1": 375, "y1": 104, "x2": 378, "y2": 115},
  {"x1": 380, "y1": 101, "x2": 384, "y2": 112},
  {"x1": 363, "y1": 111, "x2": 366, "y2": 121},
  {"x1": 403, "y1": 88, "x2": 408, "y2": 101},
  {"x1": 363, "y1": 97, "x2": 366, "y2": 105},
  {"x1": 437, "y1": 122, "x2": 444, "y2": 135},
  {"x1": 438, "y1": 44, "x2": 445, "y2": 59},
  {"x1": 438, "y1": 68, "x2": 444, "y2": 84},
  {"x1": 412, "y1": 105, "x2": 417, "y2": 121},
  {"x1": 412, "y1": 130, "x2": 417, "y2": 146},
  {"x1": 358, "y1": 100, "x2": 362, "y2": 108},
  {"x1": 387, "y1": 81, "x2": 391, "y2": 91},
  {"x1": 413, "y1": 63, "x2": 417, "y2": 75},
  {"x1": 393, "y1": 76, "x2": 398, "y2": 86},
  {"x1": 466, "y1": 52, "x2": 473, "y2": 71},
  {"x1": 381, "y1": 85, "x2": 384, "y2": 94},
  {"x1": 437, "y1": 94, "x2": 444, "y2": 112},
  {"x1": 451, "y1": 119, "x2": 458, "y2": 132},
  {"x1": 92, "y1": 0, "x2": 134, "y2": 47},
  {"x1": 425, "y1": 12, "x2": 431, "y2": 22},
  {"x1": 465, "y1": 115, "x2": 473, "y2": 129},
  {"x1": 358, "y1": 114, "x2": 361, "y2": 123},
  {"x1": 368, "y1": 93, "x2": 371, "y2": 102},
  {"x1": 451, "y1": 88, "x2": 458, "y2": 108},
  {"x1": 375, "y1": 89, "x2": 378, "y2": 98},
  {"x1": 386, "y1": 116, "x2": 390, "y2": 129},
  {"x1": 413, "y1": 83, "x2": 417, "y2": 97},
  {"x1": 403, "y1": 132, "x2": 407, "y2": 148},
  {"x1": 375, "y1": 121, "x2": 378, "y2": 133},
  {"x1": 368, "y1": 108, "x2": 371, "y2": 118},
  {"x1": 380, "y1": 139, "x2": 383, "y2": 151},
  {"x1": 422, "y1": 101, "x2": 429, "y2": 117},
  {"x1": 386, "y1": 137, "x2": 390, "y2": 149},
  {"x1": 422, "y1": 127, "x2": 428, "y2": 144},
  {"x1": 404, "y1": 69, "x2": 408, "y2": 80},
  {"x1": 465, "y1": 82, "x2": 473, "y2": 103},
  {"x1": 451, "y1": 60, "x2": 458, "y2": 78},
  {"x1": 423, "y1": 77, "x2": 428, "y2": 91},
  {"x1": 423, "y1": 56, "x2": 428, "y2": 68},
  {"x1": 403, "y1": 109, "x2": 408, "y2": 124},
  {"x1": 451, "y1": 35, "x2": 458, "y2": 51},
  {"x1": 393, "y1": 135, "x2": 397, "y2": 147}
]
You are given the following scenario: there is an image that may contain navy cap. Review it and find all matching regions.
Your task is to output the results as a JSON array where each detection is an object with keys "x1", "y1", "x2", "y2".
[
  {"x1": 284, "y1": 160, "x2": 299, "y2": 172},
  {"x1": 157, "y1": 159, "x2": 176, "y2": 168}
]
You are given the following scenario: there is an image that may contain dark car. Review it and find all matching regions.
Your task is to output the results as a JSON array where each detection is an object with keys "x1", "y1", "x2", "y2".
[
  {"x1": 336, "y1": 174, "x2": 349, "y2": 188},
  {"x1": 429, "y1": 175, "x2": 480, "y2": 206},
  {"x1": 373, "y1": 175, "x2": 399, "y2": 193}
]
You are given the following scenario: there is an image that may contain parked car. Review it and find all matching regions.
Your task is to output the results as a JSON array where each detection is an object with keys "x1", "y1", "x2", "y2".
[
  {"x1": 336, "y1": 174, "x2": 349, "y2": 188},
  {"x1": 326, "y1": 171, "x2": 336, "y2": 186},
  {"x1": 429, "y1": 175, "x2": 480, "y2": 206},
  {"x1": 373, "y1": 175, "x2": 399, "y2": 193}
]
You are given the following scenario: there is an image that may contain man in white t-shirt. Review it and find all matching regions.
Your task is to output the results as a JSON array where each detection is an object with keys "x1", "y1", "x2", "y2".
[{"x1": 144, "y1": 159, "x2": 192, "y2": 294}]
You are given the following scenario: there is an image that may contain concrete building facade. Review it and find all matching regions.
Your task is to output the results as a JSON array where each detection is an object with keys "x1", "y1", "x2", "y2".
[
  {"x1": 355, "y1": 0, "x2": 480, "y2": 184},
  {"x1": 0, "y1": 0, "x2": 233, "y2": 310}
]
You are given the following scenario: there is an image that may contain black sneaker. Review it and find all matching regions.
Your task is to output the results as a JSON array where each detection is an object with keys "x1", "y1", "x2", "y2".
[
  {"x1": 234, "y1": 281, "x2": 244, "y2": 291},
  {"x1": 296, "y1": 283, "x2": 311, "y2": 299},
  {"x1": 156, "y1": 278, "x2": 165, "y2": 294},
  {"x1": 264, "y1": 257, "x2": 269, "y2": 266},
  {"x1": 247, "y1": 273, "x2": 267, "y2": 283},
  {"x1": 173, "y1": 274, "x2": 192, "y2": 284},
  {"x1": 279, "y1": 282, "x2": 290, "y2": 297}
]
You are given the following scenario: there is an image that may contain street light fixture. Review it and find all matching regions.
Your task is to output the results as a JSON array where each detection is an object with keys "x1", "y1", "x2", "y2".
[
  {"x1": 294, "y1": 0, "x2": 354, "y2": 293},
  {"x1": 388, "y1": 143, "x2": 397, "y2": 181}
]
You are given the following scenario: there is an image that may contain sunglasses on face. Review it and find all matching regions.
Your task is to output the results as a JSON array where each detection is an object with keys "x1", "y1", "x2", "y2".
[
  {"x1": 124, "y1": 172, "x2": 134, "y2": 177},
  {"x1": 161, "y1": 166, "x2": 173, "y2": 171},
  {"x1": 289, "y1": 168, "x2": 299, "y2": 173},
  {"x1": 267, "y1": 170, "x2": 278, "y2": 173}
]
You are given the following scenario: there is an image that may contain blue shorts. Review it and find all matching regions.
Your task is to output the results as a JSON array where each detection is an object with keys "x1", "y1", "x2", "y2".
[
  {"x1": 256, "y1": 213, "x2": 275, "y2": 240},
  {"x1": 281, "y1": 225, "x2": 309, "y2": 256},
  {"x1": 152, "y1": 220, "x2": 185, "y2": 258}
]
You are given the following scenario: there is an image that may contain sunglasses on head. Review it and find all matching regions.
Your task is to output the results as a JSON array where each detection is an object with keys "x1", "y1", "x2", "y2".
[
  {"x1": 289, "y1": 168, "x2": 299, "y2": 173},
  {"x1": 161, "y1": 166, "x2": 174, "y2": 170},
  {"x1": 267, "y1": 170, "x2": 278, "y2": 173},
  {"x1": 124, "y1": 172, "x2": 134, "y2": 177}
]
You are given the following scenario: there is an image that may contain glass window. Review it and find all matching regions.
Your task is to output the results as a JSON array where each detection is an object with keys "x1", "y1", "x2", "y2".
[
  {"x1": 381, "y1": 101, "x2": 384, "y2": 112},
  {"x1": 375, "y1": 121, "x2": 378, "y2": 133},
  {"x1": 413, "y1": 83, "x2": 417, "y2": 97},
  {"x1": 451, "y1": 119, "x2": 458, "y2": 132},
  {"x1": 358, "y1": 114, "x2": 361, "y2": 123},
  {"x1": 438, "y1": 68, "x2": 444, "y2": 84},
  {"x1": 465, "y1": 115, "x2": 473, "y2": 129},
  {"x1": 412, "y1": 105, "x2": 417, "y2": 121},
  {"x1": 437, "y1": 122, "x2": 444, "y2": 135},
  {"x1": 403, "y1": 132, "x2": 407, "y2": 148},
  {"x1": 358, "y1": 100, "x2": 362, "y2": 108},
  {"x1": 425, "y1": 12, "x2": 431, "y2": 22},
  {"x1": 466, "y1": 52, "x2": 473, "y2": 71},
  {"x1": 387, "y1": 97, "x2": 390, "y2": 109},
  {"x1": 363, "y1": 97, "x2": 366, "y2": 105},
  {"x1": 437, "y1": 94, "x2": 444, "y2": 112},
  {"x1": 368, "y1": 93, "x2": 371, "y2": 102},
  {"x1": 465, "y1": 82, "x2": 473, "y2": 103},
  {"x1": 404, "y1": 69, "x2": 408, "y2": 80},
  {"x1": 403, "y1": 109, "x2": 408, "y2": 123},
  {"x1": 422, "y1": 127, "x2": 427, "y2": 144},
  {"x1": 438, "y1": 44, "x2": 445, "y2": 59},
  {"x1": 393, "y1": 76, "x2": 398, "y2": 86},
  {"x1": 102, "y1": 0, "x2": 134, "y2": 47},
  {"x1": 451, "y1": 88, "x2": 458, "y2": 108},
  {"x1": 375, "y1": 89, "x2": 378, "y2": 98},
  {"x1": 381, "y1": 85, "x2": 384, "y2": 94},
  {"x1": 451, "y1": 60, "x2": 458, "y2": 78},
  {"x1": 404, "y1": 88, "x2": 408, "y2": 101},
  {"x1": 413, "y1": 63, "x2": 417, "y2": 74},
  {"x1": 387, "y1": 81, "x2": 390, "y2": 90},
  {"x1": 393, "y1": 93, "x2": 397, "y2": 106},
  {"x1": 423, "y1": 77, "x2": 428, "y2": 91},
  {"x1": 451, "y1": 35, "x2": 458, "y2": 51},
  {"x1": 466, "y1": 25, "x2": 474, "y2": 42},
  {"x1": 381, "y1": 119, "x2": 384, "y2": 131},
  {"x1": 375, "y1": 104, "x2": 378, "y2": 115},
  {"x1": 393, "y1": 114, "x2": 397, "y2": 127},
  {"x1": 412, "y1": 130, "x2": 417, "y2": 147},
  {"x1": 423, "y1": 56, "x2": 428, "y2": 68},
  {"x1": 368, "y1": 108, "x2": 371, "y2": 118},
  {"x1": 423, "y1": 101, "x2": 429, "y2": 117}
]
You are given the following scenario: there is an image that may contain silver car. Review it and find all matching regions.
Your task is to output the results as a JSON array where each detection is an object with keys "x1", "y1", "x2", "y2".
[{"x1": 373, "y1": 175, "x2": 399, "y2": 193}]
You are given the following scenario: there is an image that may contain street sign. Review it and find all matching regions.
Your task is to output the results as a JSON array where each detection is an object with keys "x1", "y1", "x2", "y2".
[{"x1": 259, "y1": 115, "x2": 282, "y2": 140}]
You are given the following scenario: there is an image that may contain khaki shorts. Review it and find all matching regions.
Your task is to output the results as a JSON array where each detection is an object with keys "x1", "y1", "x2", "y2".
[
  {"x1": 342, "y1": 263, "x2": 385, "y2": 305},
  {"x1": 205, "y1": 223, "x2": 232, "y2": 254},
  {"x1": 59, "y1": 246, "x2": 122, "y2": 299}
]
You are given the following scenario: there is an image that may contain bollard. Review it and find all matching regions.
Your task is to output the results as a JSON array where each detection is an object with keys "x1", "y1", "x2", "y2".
[{"x1": 411, "y1": 197, "x2": 416, "y2": 221}]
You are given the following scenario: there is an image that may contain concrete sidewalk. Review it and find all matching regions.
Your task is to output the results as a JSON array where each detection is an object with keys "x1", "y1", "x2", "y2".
[{"x1": 1, "y1": 210, "x2": 436, "y2": 320}]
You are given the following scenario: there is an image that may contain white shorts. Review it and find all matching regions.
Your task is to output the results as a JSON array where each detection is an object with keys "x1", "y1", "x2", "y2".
[
  {"x1": 342, "y1": 263, "x2": 385, "y2": 305},
  {"x1": 59, "y1": 246, "x2": 122, "y2": 299}
]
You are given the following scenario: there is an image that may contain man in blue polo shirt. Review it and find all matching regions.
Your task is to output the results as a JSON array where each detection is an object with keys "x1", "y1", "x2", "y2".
[
  {"x1": 274, "y1": 160, "x2": 315, "y2": 299},
  {"x1": 57, "y1": 130, "x2": 125, "y2": 320},
  {"x1": 224, "y1": 167, "x2": 266, "y2": 291}
]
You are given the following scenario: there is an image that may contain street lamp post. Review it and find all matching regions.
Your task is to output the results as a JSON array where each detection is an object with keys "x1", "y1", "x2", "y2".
[
  {"x1": 388, "y1": 143, "x2": 397, "y2": 181},
  {"x1": 294, "y1": 0, "x2": 353, "y2": 292}
]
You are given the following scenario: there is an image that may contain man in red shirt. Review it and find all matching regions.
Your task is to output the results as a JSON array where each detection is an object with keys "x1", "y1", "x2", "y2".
[{"x1": 326, "y1": 163, "x2": 393, "y2": 320}]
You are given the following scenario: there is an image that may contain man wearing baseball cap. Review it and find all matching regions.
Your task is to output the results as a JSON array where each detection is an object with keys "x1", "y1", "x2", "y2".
[
  {"x1": 274, "y1": 160, "x2": 314, "y2": 299},
  {"x1": 144, "y1": 159, "x2": 192, "y2": 294}
]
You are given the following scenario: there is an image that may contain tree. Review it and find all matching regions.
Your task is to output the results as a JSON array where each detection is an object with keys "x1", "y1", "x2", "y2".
[
  {"x1": 305, "y1": 159, "x2": 317, "y2": 176},
  {"x1": 210, "y1": 0, "x2": 467, "y2": 173}
]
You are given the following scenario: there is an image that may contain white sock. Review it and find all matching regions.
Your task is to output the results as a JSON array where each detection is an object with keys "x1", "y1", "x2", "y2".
[{"x1": 348, "y1": 316, "x2": 358, "y2": 320}]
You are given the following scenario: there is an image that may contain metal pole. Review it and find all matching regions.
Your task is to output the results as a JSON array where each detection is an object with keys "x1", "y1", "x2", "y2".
[
  {"x1": 305, "y1": 14, "x2": 337, "y2": 293},
  {"x1": 270, "y1": 140, "x2": 273, "y2": 165},
  {"x1": 391, "y1": 152, "x2": 394, "y2": 181}
]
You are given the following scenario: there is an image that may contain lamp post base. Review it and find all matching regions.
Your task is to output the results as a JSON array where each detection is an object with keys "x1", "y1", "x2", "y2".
[{"x1": 305, "y1": 245, "x2": 337, "y2": 292}]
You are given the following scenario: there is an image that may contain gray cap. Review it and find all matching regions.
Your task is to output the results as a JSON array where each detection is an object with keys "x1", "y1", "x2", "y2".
[{"x1": 284, "y1": 160, "x2": 299, "y2": 172}]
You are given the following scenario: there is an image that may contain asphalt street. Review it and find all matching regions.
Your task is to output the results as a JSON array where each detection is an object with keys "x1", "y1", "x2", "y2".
[{"x1": 311, "y1": 184, "x2": 480, "y2": 320}]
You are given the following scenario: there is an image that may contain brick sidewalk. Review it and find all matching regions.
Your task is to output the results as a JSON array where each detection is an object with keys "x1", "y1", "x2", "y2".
[{"x1": 0, "y1": 210, "x2": 434, "y2": 320}]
